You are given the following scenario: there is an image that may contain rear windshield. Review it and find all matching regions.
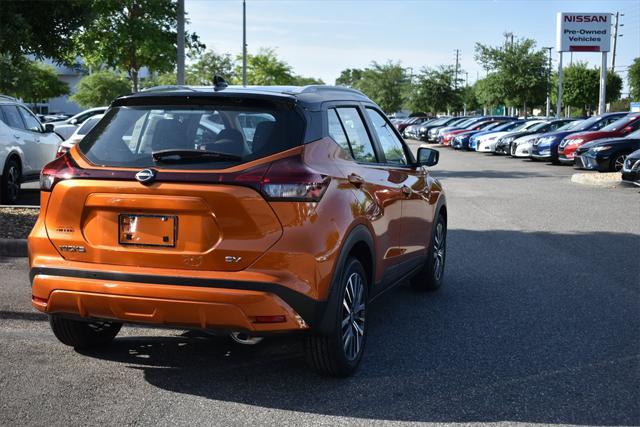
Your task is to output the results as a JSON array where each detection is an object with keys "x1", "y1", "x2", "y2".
[{"x1": 78, "y1": 105, "x2": 304, "y2": 169}]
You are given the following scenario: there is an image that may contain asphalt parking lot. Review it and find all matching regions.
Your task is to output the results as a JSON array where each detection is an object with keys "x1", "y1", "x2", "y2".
[{"x1": 1, "y1": 145, "x2": 638, "y2": 426}]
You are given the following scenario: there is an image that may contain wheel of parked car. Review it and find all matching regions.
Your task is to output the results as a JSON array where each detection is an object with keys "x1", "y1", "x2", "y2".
[
  {"x1": 411, "y1": 212, "x2": 446, "y2": 291},
  {"x1": 305, "y1": 257, "x2": 368, "y2": 377},
  {"x1": 49, "y1": 315, "x2": 122, "y2": 349},
  {"x1": 611, "y1": 153, "x2": 627, "y2": 172},
  {"x1": 1, "y1": 158, "x2": 21, "y2": 204}
]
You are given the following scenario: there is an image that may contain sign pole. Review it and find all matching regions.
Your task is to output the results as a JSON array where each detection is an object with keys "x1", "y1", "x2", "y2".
[
  {"x1": 556, "y1": 51, "x2": 563, "y2": 118},
  {"x1": 598, "y1": 52, "x2": 607, "y2": 114}
]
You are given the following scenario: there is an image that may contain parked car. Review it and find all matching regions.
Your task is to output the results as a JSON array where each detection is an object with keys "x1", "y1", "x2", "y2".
[
  {"x1": 473, "y1": 120, "x2": 541, "y2": 152},
  {"x1": 558, "y1": 113, "x2": 640, "y2": 164},
  {"x1": 396, "y1": 116, "x2": 430, "y2": 134},
  {"x1": 440, "y1": 117, "x2": 515, "y2": 146},
  {"x1": 511, "y1": 119, "x2": 584, "y2": 158},
  {"x1": 573, "y1": 129, "x2": 640, "y2": 172},
  {"x1": 452, "y1": 120, "x2": 522, "y2": 150},
  {"x1": 421, "y1": 116, "x2": 465, "y2": 142},
  {"x1": 621, "y1": 148, "x2": 640, "y2": 185},
  {"x1": 56, "y1": 114, "x2": 105, "y2": 157},
  {"x1": 49, "y1": 107, "x2": 107, "y2": 140},
  {"x1": 0, "y1": 95, "x2": 62, "y2": 203},
  {"x1": 29, "y1": 84, "x2": 447, "y2": 377},
  {"x1": 499, "y1": 119, "x2": 577, "y2": 155},
  {"x1": 404, "y1": 118, "x2": 435, "y2": 140},
  {"x1": 530, "y1": 112, "x2": 627, "y2": 163}
]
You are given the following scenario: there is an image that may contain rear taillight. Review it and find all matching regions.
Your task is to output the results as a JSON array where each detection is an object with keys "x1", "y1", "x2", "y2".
[
  {"x1": 40, "y1": 154, "x2": 80, "y2": 191},
  {"x1": 55, "y1": 145, "x2": 69, "y2": 158}
]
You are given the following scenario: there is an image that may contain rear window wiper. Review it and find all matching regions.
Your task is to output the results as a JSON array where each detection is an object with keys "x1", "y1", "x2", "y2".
[{"x1": 152, "y1": 149, "x2": 242, "y2": 163}]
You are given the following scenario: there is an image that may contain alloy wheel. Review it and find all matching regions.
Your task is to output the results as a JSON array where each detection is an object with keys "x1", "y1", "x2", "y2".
[
  {"x1": 614, "y1": 154, "x2": 626, "y2": 172},
  {"x1": 6, "y1": 165, "x2": 20, "y2": 202},
  {"x1": 341, "y1": 271, "x2": 365, "y2": 361},
  {"x1": 433, "y1": 222, "x2": 446, "y2": 281}
]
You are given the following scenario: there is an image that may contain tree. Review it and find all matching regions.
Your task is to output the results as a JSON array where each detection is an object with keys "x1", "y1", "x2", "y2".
[
  {"x1": 351, "y1": 61, "x2": 408, "y2": 113},
  {"x1": 0, "y1": 1, "x2": 93, "y2": 61},
  {"x1": 292, "y1": 75, "x2": 325, "y2": 85},
  {"x1": 335, "y1": 68, "x2": 363, "y2": 87},
  {"x1": 408, "y1": 66, "x2": 458, "y2": 114},
  {"x1": 627, "y1": 58, "x2": 640, "y2": 101},
  {"x1": 475, "y1": 36, "x2": 547, "y2": 116},
  {"x1": 236, "y1": 48, "x2": 295, "y2": 85},
  {"x1": 70, "y1": 71, "x2": 131, "y2": 108},
  {"x1": 0, "y1": 57, "x2": 68, "y2": 104},
  {"x1": 474, "y1": 74, "x2": 505, "y2": 112},
  {"x1": 76, "y1": 0, "x2": 204, "y2": 93},
  {"x1": 187, "y1": 50, "x2": 236, "y2": 85},
  {"x1": 556, "y1": 62, "x2": 623, "y2": 115}
]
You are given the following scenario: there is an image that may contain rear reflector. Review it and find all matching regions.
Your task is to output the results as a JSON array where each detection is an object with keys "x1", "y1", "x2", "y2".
[{"x1": 254, "y1": 315, "x2": 286, "y2": 323}]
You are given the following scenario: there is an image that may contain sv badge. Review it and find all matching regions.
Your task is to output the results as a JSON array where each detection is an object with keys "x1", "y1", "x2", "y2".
[{"x1": 224, "y1": 256, "x2": 242, "y2": 263}]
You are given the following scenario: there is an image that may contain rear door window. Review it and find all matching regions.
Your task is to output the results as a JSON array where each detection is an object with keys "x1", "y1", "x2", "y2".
[
  {"x1": 18, "y1": 107, "x2": 42, "y2": 132},
  {"x1": 335, "y1": 107, "x2": 377, "y2": 163},
  {"x1": 327, "y1": 109, "x2": 351, "y2": 155},
  {"x1": 365, "y1": 108, "x2": 407, "y2": 165},
  {"x1": 0, "y1": 106, "x2": 26, "y2": 130}
]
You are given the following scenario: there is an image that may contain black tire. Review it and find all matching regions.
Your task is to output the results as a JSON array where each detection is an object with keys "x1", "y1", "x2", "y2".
[
  {"x1": 609, "y1": 153, "x2": 627, "y2": 172},
  {"x1": 49, "y1": 315, "x2": 122, "y2": 349},
  {"x1": 411, "y1": 212, "x2": 447, "y2": 291},
  {"x1": 305, "y1": 257, "x2": 368, "y2": 377},
  {"x1": 1, "y1": 158, "x2": 21, "y2": 204}
]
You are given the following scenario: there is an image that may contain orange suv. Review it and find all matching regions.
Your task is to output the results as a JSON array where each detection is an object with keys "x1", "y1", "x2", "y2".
[{"x1": 28, "y1": 83, "x2": 447, "y2": 376}]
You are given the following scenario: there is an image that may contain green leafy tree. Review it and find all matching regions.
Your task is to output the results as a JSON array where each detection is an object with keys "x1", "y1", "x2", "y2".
[
  {"x1": 475, "y1": 37, "x2": 547, "y2": 116},
  {"x1": 187, "y1": 50, "x2": 236, "y2": 85},
  {"x1": 70, "y1": 71, "x2": 131, "y2": 108},
  {"x1": 474, "y1": 74, "x2": 505, "y2": 111},
  {"x1": 76, "y1": 0, "x2": 204, "y2": 93},
  {"x1": 627, "y1": 57, "x2": 640, "y2": 101},
  {"x1": 0, "y1": 57, "x2": 68, "y2": 104},
  {"x1": 292, "y1": 75, "x2": 325, "y2": 85},
  {"x1": 0, "y1": 1, "x2": 93, "y2": 61},
  {"x1": 352, "y1": 61, "x2": 408, "y2": 113},
  {"x1": 554, "y1": 62, "x2": 623, "y2": 115},
  {"x1": 335, "y1": 68, "x2": 363, "y2": 87},
  {"x1": 236, "y1": 48, "x2": 295, "y2": 85},
  {"x1": 408, "y1": 66, "x2": 458, "y2": 114},
  {"x1": 461, "y1": 85, "x2": 479, "y2": 113}
]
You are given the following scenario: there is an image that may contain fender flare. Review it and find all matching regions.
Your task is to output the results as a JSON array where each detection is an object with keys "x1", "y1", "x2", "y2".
[{"x1": 315, "y1": 224, "x2": 375, "y2": 335}]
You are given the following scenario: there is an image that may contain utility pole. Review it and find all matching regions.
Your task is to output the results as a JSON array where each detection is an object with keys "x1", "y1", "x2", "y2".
[
  {"x1": 556, "y1": 51, "x2": 563, "y2": 118},
  {"x1": 611, "y1": 12, "x2": 624, "y2": 72},
  {"x1": 465, "y1": 72, "x2": 469, "y2": 87},
  {"x1": 454, "y1": 49, "x2": 460, "y2": 90},
  {"x1": 176, "y1": 0, "x2": 185, "y2": 85},
  {"x1": 242, "y1": 0, "x2": 247, "y2": 86},
  {"x1": 543, "y1": 47, "x2": 553, "y2": 117}
]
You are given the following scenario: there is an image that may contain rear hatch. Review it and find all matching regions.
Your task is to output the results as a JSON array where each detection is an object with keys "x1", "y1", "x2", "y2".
[{"x1": 41, "y1": 95, "x2": 306, "y2": 272}]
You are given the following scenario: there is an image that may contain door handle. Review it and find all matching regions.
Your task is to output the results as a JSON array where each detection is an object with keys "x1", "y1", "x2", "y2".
[
  {"x1": 402, "y1": 185, "x2": 412, "y2": 196},
  {"x1": 348, "y1": 173, "x2": 365, "y2": 187},
  {"x1": 13, "y1": 134, "x2": 21, "y2": 139}
]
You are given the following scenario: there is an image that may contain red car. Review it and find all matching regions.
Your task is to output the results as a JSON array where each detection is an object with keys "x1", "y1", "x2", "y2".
[
  {"x1": 439, "y1": 119, "x2": 512, "y2": 146},
  {"x1": 558, "y1": 113, "x2": 640, "y2": 164},
  {"x1": 396, "y1": 116, "x2": 430, "y2": 133}
]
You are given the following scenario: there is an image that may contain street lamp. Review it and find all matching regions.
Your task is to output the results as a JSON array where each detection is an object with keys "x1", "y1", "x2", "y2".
[{"x1": 543, "y1": 47, "x2": 553, "y2": 118}]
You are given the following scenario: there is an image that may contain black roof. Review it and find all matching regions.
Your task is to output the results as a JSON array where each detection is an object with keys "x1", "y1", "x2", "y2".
[{"x1": 114, "y1": 85, "x2": 371, "y2": 111}]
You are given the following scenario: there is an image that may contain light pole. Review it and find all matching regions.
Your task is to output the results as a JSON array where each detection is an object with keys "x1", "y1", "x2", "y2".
[
  {"x1": 543, "y1": 47, "x2": 552, "y2": 117},
  {"x1": 242, "y1": 0, "x2": 247, "y2": 86},
  {"x1": 177, "y1": 0, "x2": 185, "y2": 85}
]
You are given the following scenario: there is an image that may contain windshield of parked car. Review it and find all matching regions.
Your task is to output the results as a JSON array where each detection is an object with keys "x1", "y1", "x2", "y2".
[
  {"x1": 625, "y1": 129, "x2": 640, "y2": 139},
  {"x1": 77, "y1": 115, "x2": 103, "y2": 136},
  {"x1": 78, "y1": 105, "x2": 304, "y2": 169},
  {"x1": 573, "y1": 116, "x2": 611, "y2": 131},
  {"x1": 556, "y1": 120, "x2": 584, "y2": 131},
  {"x1": 600, "y1": 115, "x2": 636, "y2": 132},
  {"x1": 528, "y1": 121, "x2": 552, "y2": 132}
]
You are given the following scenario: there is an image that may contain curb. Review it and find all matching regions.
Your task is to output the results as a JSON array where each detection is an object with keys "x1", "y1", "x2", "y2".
[
  {"x1": 571, "y1": 172, "x2": 621, "y2": 186},
  {"x1": 0, "y1": 239, "x2": 28, "y2": 257}
]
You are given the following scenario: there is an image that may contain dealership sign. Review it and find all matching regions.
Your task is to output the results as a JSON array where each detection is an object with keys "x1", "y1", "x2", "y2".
[{"x1": 556, "y1": 12, "x2": 611, "y2": 52}]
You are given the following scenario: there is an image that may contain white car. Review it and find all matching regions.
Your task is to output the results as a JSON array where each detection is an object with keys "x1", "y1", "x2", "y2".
[
  {"x1": 0, "y1": 95, "x2": 62, "y2": 203},
  {"x1": 50, "y1": 106, "x2": 107, "y2": 140},
  {"x1": 476, "y1": 120, "x2": 545, "y2": 153},
  {"x1": 57, "y1": 114, "x2": 104, "y2": 157},
  {"x1": 511, "y1": 133, "x2": 542, "y2": 157}
]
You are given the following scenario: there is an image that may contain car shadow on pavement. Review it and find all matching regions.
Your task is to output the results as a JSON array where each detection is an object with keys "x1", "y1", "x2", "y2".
[{"x1": 76, "y1": 229, "x2": 640, "y2": 425}]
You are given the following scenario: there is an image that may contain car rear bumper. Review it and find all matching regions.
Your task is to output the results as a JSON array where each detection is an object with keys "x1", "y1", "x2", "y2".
[{"x1": 30, "y1": 267, "x2": 317, "y2": 333}]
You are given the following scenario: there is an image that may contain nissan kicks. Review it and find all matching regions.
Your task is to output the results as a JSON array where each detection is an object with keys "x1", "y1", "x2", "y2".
[{"x1": 29, "y1": 84, "x2": 447, "y2": 377}]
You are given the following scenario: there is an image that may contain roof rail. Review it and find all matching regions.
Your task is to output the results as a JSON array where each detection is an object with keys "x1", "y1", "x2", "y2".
[
  {"x1": 140, "y1": 85, "x2": 198, "y2": 93},
  {"x1": 0, "y1": 94, "x2": 19, "y2": 102},
  {"x1": 299, "y1": 85, "x2": 366, "y2": 97}
]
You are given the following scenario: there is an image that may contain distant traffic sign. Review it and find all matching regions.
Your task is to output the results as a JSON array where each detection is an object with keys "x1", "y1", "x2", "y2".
[{"x1": 631, "y1": 102, "x2": 640, "y2": 113}]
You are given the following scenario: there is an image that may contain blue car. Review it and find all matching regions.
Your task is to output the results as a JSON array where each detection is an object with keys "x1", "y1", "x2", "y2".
[
  {"x1": 468, "y1": 120, "x2": 529, "y2": 151},
  {"x1": 530, "y1": 112, "x2": 628, "y2": 162}
]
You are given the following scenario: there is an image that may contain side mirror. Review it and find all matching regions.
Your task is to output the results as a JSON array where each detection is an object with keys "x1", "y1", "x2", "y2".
[
  {"x1": 417, "y1": 146, "x2": 439, "y2": 167},
  {"x1": 69, "y1": 118, "x2": 78, "y2": 125},
  {"x1": 44, "y1": 123, "x2": 55, "y2": 133}
]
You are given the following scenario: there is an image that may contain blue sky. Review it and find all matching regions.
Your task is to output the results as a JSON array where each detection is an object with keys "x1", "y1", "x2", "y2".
[{"x1": 186, "y1": 0, "x2": 640, "y2": 93}]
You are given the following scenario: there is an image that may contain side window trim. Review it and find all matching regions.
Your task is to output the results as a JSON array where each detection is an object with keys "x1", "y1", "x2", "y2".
[
  {"x1": 363, "y1": 105, "x2": 415, "y2": 167},
  {"x1": 324, "y1": 102, "x2": 380, "y2": 164}
]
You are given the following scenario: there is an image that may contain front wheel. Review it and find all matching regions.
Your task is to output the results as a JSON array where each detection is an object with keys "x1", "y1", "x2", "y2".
[
  {"x1": 609, "y1": 153, "x2": 627, "y2": 172},
  {"x1": 306, "y1": 257, "x2": 367, "y2": 377},
  {"x1": 49, "y1": 315, "x2": 122, "y2": 349},
  {"x1": 1, "y1": 158, "x2": 21, "y2": 204},
  {"x1": 411, "y1": 213, "x2": 446, "y2": 291}
]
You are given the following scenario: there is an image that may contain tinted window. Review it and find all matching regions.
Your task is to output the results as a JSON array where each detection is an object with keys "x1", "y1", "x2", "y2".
[
  {"x1": 77, "y1": 116, "x2": 102, "y2": 135},
  {"x1": 79, "y1": 105, "x2": 304, "y2": 169},
  {"x1": 600, "y1": 115, "x2": 638, "y2": 132},
  {"x1": 336, "y1": 107, "x2": 376, "y2": 163},
  {"x1": 0, "y1": 106, "x2": 25, "y2": 130},
  {"x1": 366, "y1": 108, "x2": 407, "y2": 165},
  {"x1": 327, "y1": 109, "x2": 351, "y2": 155},
  {"x1": 19, "y1": 107, "x2": 42, "y2": 132}
]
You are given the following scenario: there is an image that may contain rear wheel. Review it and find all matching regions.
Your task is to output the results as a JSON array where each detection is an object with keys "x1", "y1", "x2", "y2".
[
  {"x1": 1, "y1": 158, "x2": 21, "y2": 204},
  {"x1": 306, "y1": 257, "x2": 367, "y2": 377},
  {"x1": 411, "y1": 213, "x2": 446, "y2": 291},
  {"x1": 49, "y1": 315, "x2": 122, "y2": 349},
  {"x1": 609, "y1": 153, "x2": 627, "y2": 172}
]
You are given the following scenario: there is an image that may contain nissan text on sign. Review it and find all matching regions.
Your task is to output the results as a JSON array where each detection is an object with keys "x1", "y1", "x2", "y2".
[{"x1": 556, "y1": 12, "x2": 611, "y2": 52}]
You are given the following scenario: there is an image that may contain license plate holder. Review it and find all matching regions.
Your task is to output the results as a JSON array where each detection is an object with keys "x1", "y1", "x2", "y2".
[{"x1": 118, "y1": 213, "x2": 177, "y2": 247}]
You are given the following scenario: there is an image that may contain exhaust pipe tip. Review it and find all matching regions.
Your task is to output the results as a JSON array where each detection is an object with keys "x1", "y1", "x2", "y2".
[{"x1": 230, "y1": 332, "x2": 264, "y2": 345}]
